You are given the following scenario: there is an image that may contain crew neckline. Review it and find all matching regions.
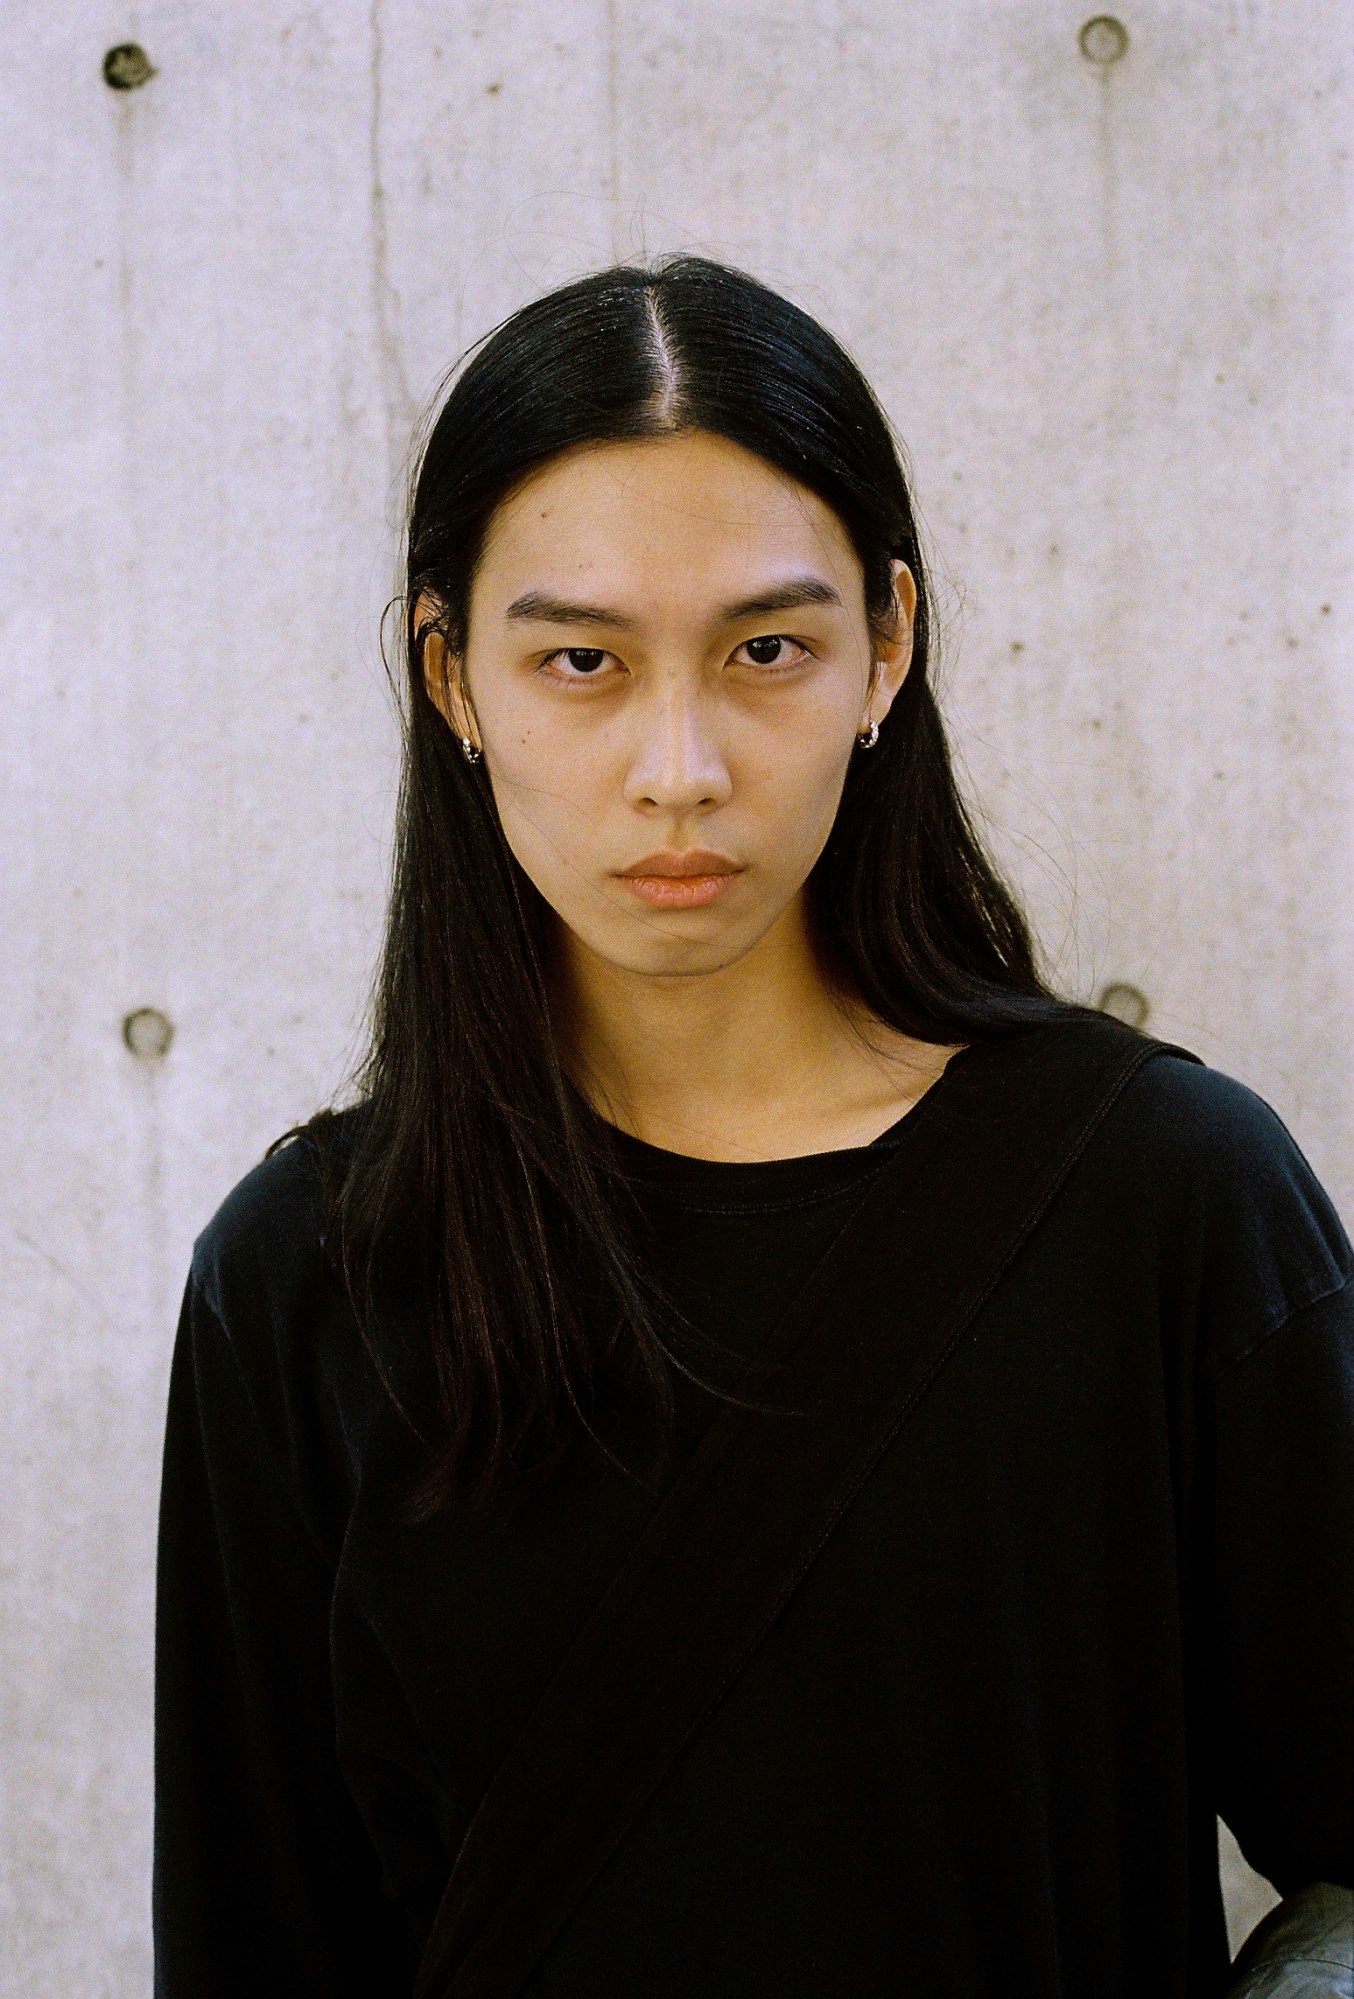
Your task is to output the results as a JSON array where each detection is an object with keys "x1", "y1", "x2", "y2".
[{"x1": 591, "y1": 1043, "x2": 974, "y2": 1213}]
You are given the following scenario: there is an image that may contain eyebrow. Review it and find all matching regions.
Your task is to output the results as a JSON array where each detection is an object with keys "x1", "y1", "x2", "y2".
[
  {"x1": 504, "y1": 590, "x2": 637, "y2": 630},
  {"x1": 502, "y1": 575, "x2": 845, "y2": 629},
  {"x1": 721, "y1": 577, "x2": 845, "y2": 620}
]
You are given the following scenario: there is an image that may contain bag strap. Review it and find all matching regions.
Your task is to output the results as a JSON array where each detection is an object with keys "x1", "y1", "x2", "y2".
[{"x1": 414, "y1": 1018, "x2": 1181, "y2": 1999}]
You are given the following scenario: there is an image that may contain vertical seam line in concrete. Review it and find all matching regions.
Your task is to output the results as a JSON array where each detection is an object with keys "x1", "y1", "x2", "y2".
[
  {"x1": 606, "y1": 0, "x2": 624, "y2": 260},
  {"x1": 368, "y1": 0, "x2": 414, "y2": 496}
]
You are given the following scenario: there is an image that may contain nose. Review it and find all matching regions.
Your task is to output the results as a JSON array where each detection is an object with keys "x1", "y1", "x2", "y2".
[{"x1": 621, "y1": 681, "x2": 733, "y2": 814}]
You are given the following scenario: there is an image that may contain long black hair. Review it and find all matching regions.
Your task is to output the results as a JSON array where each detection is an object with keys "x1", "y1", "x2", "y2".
[{"x1": 308, "y1": 255, "x2": 1061, "y2": 1512}]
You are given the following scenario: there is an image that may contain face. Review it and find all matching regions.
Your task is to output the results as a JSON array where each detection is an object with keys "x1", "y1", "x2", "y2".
[{"x1": 423, "y1": 429, "x2": 914, "y2": 985}]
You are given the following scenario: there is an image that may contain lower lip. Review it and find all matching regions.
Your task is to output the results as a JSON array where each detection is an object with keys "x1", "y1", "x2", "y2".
[{"x1": 620, "y1": 873, "x2": 740, "y2": 909}]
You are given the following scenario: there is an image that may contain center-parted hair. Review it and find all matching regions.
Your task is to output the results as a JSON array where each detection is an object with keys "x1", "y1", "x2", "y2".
[{"x1": 299, "y1": 256, "x2": 1060, "y2": 1512}]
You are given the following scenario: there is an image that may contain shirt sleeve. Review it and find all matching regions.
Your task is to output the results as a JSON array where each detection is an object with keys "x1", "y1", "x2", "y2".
[
  {"x1": 1205, "y1": 1274, "x2": 1354, "y2": 1897},
  {"x1": 153, "y1": 1272, "x2": 410, "y2": 1997}
]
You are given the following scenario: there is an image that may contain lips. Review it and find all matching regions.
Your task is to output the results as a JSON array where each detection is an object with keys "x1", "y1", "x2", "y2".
[
  {"x1": 614, "y1": 850, "x2": 744, "y2": 911},
  {"x1": 615, "y1": 850, "x2": 742, "y2": 879}
]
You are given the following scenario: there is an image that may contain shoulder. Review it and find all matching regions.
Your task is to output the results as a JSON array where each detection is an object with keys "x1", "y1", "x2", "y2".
[
  {"x1": 1111, "y1": 1040, "x2": 1312, "y2": 1165},
  {"x1": 970, "y1": 1013, "x2": 1351, "y2": 1371},
  {"x1": 185, "y1": 1109, "x2": 373, "y2": 1417},
  {"x1": 1002, "y1": 1012, "x2": 1340, "y2": 1215},
  {"x1": 1109, "y1": 1040, "x2": 1342, "y2": 1225},
  {"x1": 179, "y1": 1111, "x2": 380, "y2": 1542},
  {"x1": 1090, "y1": 1033, "x2": 1353, "y2": 1370},
  {"x1": 189, "y1": 1114, "x2": 350, "y2": 1335}
]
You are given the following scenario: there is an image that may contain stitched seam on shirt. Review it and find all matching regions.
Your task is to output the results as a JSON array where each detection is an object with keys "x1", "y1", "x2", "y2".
[{"x1": 1205, "y1": 1267, "x2": 1354, "y2": 1388}]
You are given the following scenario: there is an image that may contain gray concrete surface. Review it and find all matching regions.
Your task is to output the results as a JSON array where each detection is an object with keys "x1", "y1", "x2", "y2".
[{"x1": 3, "y1": 1, "x2": 1346, "y2": 1987}]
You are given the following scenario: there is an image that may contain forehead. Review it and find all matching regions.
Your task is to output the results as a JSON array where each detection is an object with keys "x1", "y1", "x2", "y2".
[{"x1": 473, "y1": 430, "x2": 862, "y2": 610}]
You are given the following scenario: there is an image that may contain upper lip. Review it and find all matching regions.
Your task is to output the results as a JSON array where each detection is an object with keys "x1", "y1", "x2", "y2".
[{"x1": 616, "y1": 849, "x2": 744, "y2": 879}]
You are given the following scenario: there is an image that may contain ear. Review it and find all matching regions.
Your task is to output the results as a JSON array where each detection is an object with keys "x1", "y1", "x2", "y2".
[
  {"x1": 863, "y1": 560, "x2": 917, "y2": 729},
  {"x1": 414, "y1": 590, "x2": 479, "y2": 748}
]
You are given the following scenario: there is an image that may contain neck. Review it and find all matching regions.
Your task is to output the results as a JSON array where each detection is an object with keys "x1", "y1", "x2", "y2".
[{"x1": 551, "y1": 896, "x2": 951, "y2": 1162}]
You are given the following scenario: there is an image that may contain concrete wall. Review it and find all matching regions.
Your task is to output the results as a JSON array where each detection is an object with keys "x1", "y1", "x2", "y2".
[{"x1": 2, "y1": 2, "x2": 1348, "y2": 1987}]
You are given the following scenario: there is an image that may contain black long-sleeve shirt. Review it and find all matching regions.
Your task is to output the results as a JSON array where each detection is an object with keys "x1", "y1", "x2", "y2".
[{"x1": 153, "y1": 1042, "x2": 1354, "y2": 1996}]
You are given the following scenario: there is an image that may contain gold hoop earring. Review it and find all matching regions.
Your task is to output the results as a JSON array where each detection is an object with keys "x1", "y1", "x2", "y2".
[
  {"x1": 459, "y1": 737, "x2": 482, "y2": 764},
  {"x1": 856, "y1": 721, "x2": 880, "y2": 749}
]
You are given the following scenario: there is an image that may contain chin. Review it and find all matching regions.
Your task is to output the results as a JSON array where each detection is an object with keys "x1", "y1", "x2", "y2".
[{"x1": 609, "y1": 907, "x2": 777, "y2": 976}]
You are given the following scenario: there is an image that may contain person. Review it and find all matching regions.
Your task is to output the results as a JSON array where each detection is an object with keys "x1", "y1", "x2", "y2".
[{"x1": 152, "y1": 257, "x2": 1353, "y2": 1998}]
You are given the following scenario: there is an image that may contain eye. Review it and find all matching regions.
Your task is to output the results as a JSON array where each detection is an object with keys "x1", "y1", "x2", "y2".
[
  {"x1": 734, "y1": 634, "x2": 811, "y2": 671},
  {"x1": 542, "y1": 646, "x2": 613, "y2": 681}
]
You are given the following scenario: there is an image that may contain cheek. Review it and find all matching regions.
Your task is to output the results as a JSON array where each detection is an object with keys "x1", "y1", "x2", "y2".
[
  {"x1": 483, "y1": 726, "x2": 609, "y2": 893},
  {"x1": 747, "y1": 731, "x2": 853, "y2": 864}
]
